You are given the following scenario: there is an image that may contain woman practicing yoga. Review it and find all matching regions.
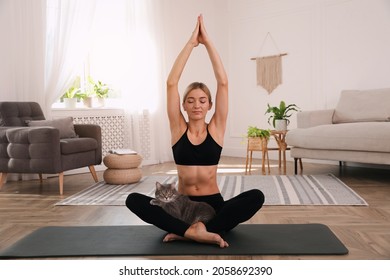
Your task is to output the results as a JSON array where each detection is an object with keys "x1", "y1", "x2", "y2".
[{"x1": 126, "y1": 14, "x2": 264, "y2": 248}]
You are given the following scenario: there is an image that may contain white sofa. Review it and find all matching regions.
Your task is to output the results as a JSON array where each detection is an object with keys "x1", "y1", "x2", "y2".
[{"x1": 286, "y1": 88, "x2": 390, "y2": 173}]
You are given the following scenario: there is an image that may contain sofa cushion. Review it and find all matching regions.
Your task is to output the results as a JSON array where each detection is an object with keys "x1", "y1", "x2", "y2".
[
  {"x1": 27, "y1": 117, "x2": 78, "y2": 139},
  {"x1": 333, "y1": 88, "x2": 390, "y2": 123},
  {"x1": 286, "y1": 122, "x2": 390, "y2": 153},
  {"x1": 60, "y1": 138, "x2": 98, "y2": 155}
]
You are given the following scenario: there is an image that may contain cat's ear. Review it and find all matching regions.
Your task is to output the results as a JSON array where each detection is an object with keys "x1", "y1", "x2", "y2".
[
  {"x1": 170, "y1": 183, "x2": 176, "y2": 189},
  {"x1": 156, "y1": 182, "x2": 162, "y2": 190}
]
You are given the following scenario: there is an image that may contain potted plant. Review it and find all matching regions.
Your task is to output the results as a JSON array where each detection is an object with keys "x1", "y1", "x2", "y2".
[
  {"x1": 265, "y1": 100, "x2": 300, "y2": 131},
  {"x1": 61, "y1": 77, "x2": 81, "y2": 108},
  {"x1": 246, "y1": 126, "x2": 271, "y2": 150},
  {"x1": 77, "y1": 79, "x2": 96, "y2": 108},
  {"x1": 88, "y1": 76, "x2": 111, "y2": 107},
  {"x1": 76, "y1": 90, "x2": 93, "y2": 108}
]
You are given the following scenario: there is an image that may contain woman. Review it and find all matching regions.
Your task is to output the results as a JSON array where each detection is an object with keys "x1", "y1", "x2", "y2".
[{"x1": 126, "y1": 15, "x2": 264, "y2": 248}]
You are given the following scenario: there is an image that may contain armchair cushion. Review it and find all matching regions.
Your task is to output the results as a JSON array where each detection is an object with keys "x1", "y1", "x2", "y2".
[
  {"x1": 27, "y1": 117, "x2": 78, "y2": 139},
  {"x1": 60, "y1": 138, "x2": 98, "y2": 155}
]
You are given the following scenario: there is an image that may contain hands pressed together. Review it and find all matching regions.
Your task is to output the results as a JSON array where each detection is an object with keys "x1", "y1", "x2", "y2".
[{"x1": 189, "y1": 14, "x2": 210, "y2": 47}]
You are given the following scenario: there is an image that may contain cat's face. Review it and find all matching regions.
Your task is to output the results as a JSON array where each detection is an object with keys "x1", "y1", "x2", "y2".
[{"x1": 154, "y1": 182, "x2": 178, "y2": 202}]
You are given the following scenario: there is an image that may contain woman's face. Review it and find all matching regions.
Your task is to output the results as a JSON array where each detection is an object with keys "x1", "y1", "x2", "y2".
[{"x1": 183, "y1": 88, "x2": 212, "y2": 120}]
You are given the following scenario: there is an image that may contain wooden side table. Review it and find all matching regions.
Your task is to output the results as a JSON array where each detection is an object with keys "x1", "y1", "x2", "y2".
[
  {"x1": 270, "y1": 130, "x2": 301, "y2": 174},
  {"x1": 271, "y1": 130, "x2": 289, "y2": 174},
  {"x1": 245, "y1": 137, "x2": 270, "y2": 175},
  {"x1": 245, "y1": 130, "x2": 301, "y2": 175}
]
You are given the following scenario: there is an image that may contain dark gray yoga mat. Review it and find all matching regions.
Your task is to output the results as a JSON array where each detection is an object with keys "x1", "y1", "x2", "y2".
[{"x1": 0, "y1": 224, "x2": 348, "y2": 258}]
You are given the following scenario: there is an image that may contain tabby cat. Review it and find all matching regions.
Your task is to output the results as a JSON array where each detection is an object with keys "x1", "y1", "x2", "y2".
[{"x1": 150, "y1": 182, "x2": 216, "y2": 224}]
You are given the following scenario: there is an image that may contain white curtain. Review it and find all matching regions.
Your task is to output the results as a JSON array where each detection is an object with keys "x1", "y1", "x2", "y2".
[
  {"x1": 44, "y1": 0, "x2": 97, "y2": 117},
  {"x1": 0, "y1": 0, "x2": 46, "y2": 105},
  {"x1": 0, "y1": 0, "x2": 96, "y2": 117},
  {"x1": 126, "y1": 0, "x2": 172, "y2": 163},
  {"x1": 114, "y1": 0, "x2": 172, "y2": 164}
]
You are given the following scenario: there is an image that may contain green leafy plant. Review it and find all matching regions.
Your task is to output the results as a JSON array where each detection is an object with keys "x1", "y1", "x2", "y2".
[
  {"x1": 247, "y1": 126, "x2": 271, "y2": 138},
  {"x1": 61, "y1": 76, "x2": 112, "y2": 103},
  {"x1": 265, "y1": 100, "x2": 300, "y2": 127},
  {"x1": 62, "y1": 76, "x2": 81, "y2": 99},
  {"x1": 76, "y1": 83, "x2": 94, "y2": 100},
  {"x1": 62, "y1": 87, "x2": 81, "y2": 99},
  {"x1": 88, "y1": 76, "x2": 111, "y2": 99}
]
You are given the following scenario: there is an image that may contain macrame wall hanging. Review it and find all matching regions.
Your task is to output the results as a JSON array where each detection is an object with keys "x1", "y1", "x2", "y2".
[{"x1": 251, "y1": 32, "x2": 287, "y2": 94}]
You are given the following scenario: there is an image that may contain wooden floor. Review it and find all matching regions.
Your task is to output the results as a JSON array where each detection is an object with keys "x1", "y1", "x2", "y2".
[{"x1": 1, "y1": 156, "x2": 389, "y2": 260}]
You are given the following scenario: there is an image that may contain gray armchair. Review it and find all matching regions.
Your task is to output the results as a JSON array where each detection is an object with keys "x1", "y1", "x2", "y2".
[{"x1": 0, "y1": 102, "x2": 102, "y2": 195}]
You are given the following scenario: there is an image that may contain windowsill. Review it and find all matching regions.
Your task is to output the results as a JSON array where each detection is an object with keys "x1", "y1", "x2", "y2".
[
  {"x1": 52, "y1": 107, "x2": 122, "y2": 111},
  {"x1": 51, "y1": 104, "x2": 124, "y2": 117},
  {"x1": 51, "y1": 98, "x2": 123, "y2": 110}
]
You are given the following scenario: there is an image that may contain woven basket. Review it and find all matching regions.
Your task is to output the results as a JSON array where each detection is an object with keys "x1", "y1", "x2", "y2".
[
  {"x1": 248, "y1": 137, "x2": 268, "y2": 150},
  {"x1": 103, "y1": 168, "x2": 142, "y2": 185},
  {"x1": 103, "y1": 154, "x2": 143, "y2": 169}
]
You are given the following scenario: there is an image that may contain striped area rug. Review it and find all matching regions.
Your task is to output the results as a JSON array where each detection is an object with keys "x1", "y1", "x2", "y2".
[{"x1": 56, "y1": 174, "x2": 367, "y2": 206}]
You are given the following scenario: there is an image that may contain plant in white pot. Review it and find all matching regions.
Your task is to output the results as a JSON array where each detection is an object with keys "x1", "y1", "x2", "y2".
[
  {"x1": 265, "y1": 101, "x2": 300, "y2": 131},
  {"x1": 77, "y1": 90, "x2": 93, "y2": 108},
  {"x1": 61, "y1": 77, "x2": 81, "y2": 109},
  {"x1": 88, "y1": 76, "x2": 111, "y2": 107},
  {"x1": 77, "y1": 79, "x2": 96, "y2": 108}
]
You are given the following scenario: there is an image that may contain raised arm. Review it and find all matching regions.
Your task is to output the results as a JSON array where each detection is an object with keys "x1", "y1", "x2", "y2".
[
  {"x1": 198, "y1": 15, "x2": 228, "y2": 143},
  {"x1": 166, "y1": 19, "x2": 200, "y2": 144}
]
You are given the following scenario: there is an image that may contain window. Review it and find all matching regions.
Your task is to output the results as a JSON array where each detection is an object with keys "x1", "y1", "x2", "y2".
[{"x1": 48, "y1": 0, "x2": 161, "y2": 112}]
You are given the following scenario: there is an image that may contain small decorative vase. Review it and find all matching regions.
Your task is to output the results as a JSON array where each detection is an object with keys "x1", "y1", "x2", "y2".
[
  {"x1": 275, "y1": 119, "x2": 288, "y2": 131},
  {"x1": 83, "y1": 97, "x2": 93, "y2": 108}
]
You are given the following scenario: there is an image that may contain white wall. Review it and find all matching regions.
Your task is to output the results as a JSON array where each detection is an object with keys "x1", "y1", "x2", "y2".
[{"x1": 222, "y1": 0, "x2": 390, "y2": 159}]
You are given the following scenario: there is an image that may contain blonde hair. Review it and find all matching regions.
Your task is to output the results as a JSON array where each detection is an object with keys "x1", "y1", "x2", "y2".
[{"x1": 183, "y1": 82, "x2": 212, "y2": 104}]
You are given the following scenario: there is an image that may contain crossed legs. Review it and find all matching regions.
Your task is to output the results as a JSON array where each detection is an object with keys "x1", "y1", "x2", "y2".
[{"x1": 126, "y1": 189, "x2": 264, "y2": 248}]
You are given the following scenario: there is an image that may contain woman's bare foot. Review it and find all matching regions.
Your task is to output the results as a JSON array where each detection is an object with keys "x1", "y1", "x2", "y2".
[
  {"x1": 163, "y1": 233, "x2": 189, "y2": 242},
  {"x1": 184, "y1": 222, "x2": 229, "y2": 248}
]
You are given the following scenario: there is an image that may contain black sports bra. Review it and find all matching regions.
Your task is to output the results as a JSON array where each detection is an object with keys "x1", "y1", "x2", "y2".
[{"x1": 172, "y1": 126, "x2": 222, "y2": 166}]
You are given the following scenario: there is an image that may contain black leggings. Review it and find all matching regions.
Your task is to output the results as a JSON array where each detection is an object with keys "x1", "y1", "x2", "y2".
[{"x1": 125, "y1": 189, "x2": 265, "y2": 237}]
